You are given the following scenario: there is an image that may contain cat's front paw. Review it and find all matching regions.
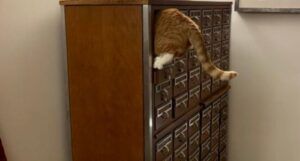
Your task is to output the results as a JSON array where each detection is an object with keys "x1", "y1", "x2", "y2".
[{"x1": 153, "y1": 57, "x2": 164, "y2": 70}]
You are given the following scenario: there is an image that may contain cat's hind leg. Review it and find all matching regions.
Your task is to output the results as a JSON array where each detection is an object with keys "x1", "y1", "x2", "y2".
[{"x1": 153, "y1": 53, "x2": 174, "y2": 70}]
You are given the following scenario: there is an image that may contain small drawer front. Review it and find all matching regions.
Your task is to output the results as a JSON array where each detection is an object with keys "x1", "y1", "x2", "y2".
[
  {"x1": 213, "y1": 9, "x2": 222, "y2": 26},
  {"x1": 189, "y1": 131, "x2": 200, "y2": 155},
  {"x1": 220, "y1": 94, "x2": 229, "y2": 108},
  {"x1": 203, "y1": 28, "x2": 212, "y2": 45},
  {"x1": 188, "y1": 113, "x2": 200, "y2": 136},
  {"x1": 156, "y1": 101, "x2": 173, "y2": 130},
  {"x1": 211, "y1": 115, "x2": 220, "y2": 134},
  {"x1": 153, "y1": 64, "x2": 174, "y2": 84},
  {"x1": 211, "y1": 144, "x2": 219, "y2": 161},
  {"x1": 213, "y1": 26, "x2": 222, "y2": 43},
  {"x1": 201, "y1": 80, "x2": 211, "y2": 100},
  {"x1": 220, "y1": 122, "x2": 227, "y2": 138},
  {"x1": 222, "y1": 42, "x2": 229, "y2": 58},
  {"x1": 174, "y1": 93, "x2": 189, "y2": 118},
  {"x1": 180, "y1": 10, "x2": 189, "y2": 16},
  {"x1": 174, "y1": 143, "x2": 188, "y2": 161},
  {"x1": 206, "y1": 45, "x2": 212, "y2": 57},
  {"x1": 202, "y1": 10, "x2": 213, "y2": 27},
  {"x1": 156, "y1": 134, "x2": 173, "y2": 161},
  {"x1": 201, "y1": 124, "x2": 210, "y2": 143},
  {"x1": 189, "y1": 150, "x2": 200, "y2": 161},
  {"x1": 212, "y1": 99, "x2": 220, "y2": 118},
  {"x1": 189, "y1": 86, "x2": 200, "y2": 109},
  {"x1": 220, "y1": 107, "x2": 228, "y2": 123},
  {"x1": 190, "y1": 10, "x2": 202, "y2": 18},
  {"x1": 211, "y1": 130, "x2": 219, "y2": 147},
  {"x1": 174, "y1": 123, "x2": 188, "y2": 149},
  {"x1": 220, "y1": 149, "x2": 227, "y2": 161},
  {"x1": 201, "y1": 70, "x2": 210, "y2": 82},
  {"x1": 202, "y1": 153, "x2": 211, "y2": 161},
  {"x1": 212, "y1": 43, "x2": 221, "y2": 62},
  {"x1": 189, "y1": 67, "x2": 201, "y2": 89},
  {"x1": 188, "y1": 50, "x2": 200, "y2": 70},
  {"x1": 154, "y1": 80, "x2": 173, "y2": 107},
  {"x1": 222, "y1": 25, "x2": 230, "y2": 41},
  {"x1": 212, "y1": 76, "x2": 220, "y2": 93},
  {"x1": 220, "y1": 135, "x2": 227, "y2": 151},
  {"x1": 173, "y1": 74, "x2": 188, "y2": 97},
  {"x1": 201, "y1": 139, "x2": 211, "y2": 159},
  {"x1": 221, "y1": 57, "x2": 229, "y2": 71},
  {"x1": 201, "y1": 106, "x2": 212, "y2": 127},
  {"x1": 222, "y1": 9, "x2": 231, "y2": 25},
  {"x1": 190, "y1": 10, "x2": 202, "y2": 25},
  {"x1": 174, "y1": 56, "x2": 188, "y2": 77}
]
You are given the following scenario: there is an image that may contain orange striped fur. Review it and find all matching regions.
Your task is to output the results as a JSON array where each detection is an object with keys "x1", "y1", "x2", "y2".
[{"x1": 154, "y1": 8, "x2": 238, "y2": 81}]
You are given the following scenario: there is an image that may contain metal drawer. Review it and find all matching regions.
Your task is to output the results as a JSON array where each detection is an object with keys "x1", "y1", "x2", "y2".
[
  {"x1": 155, "y1": 101, "x2": 173, "y2": 130},
  {"x1": 156, "y1": 134, "x2": 173, "y2": 161},
  {"x1": 154, "y1": 80, "x2": 173, "y2": 107},
  {"x1": 202, "y1": 10, "x2": 213, "y2": 27},
  {"x1": 174, "y1": 143, "x2": 188, "y2": 161},
  {"x1": 173, "y1": 74, "x2": 188, "y2": 97},
  {"x1": 189, "y1": 131, "x2": 200, "y2": 155},
  {"x1": 174, "y1": 55, "x2": 188, "y2": 77},
  {"x1": 201, "y1": 105, "x2": 212, "y2": 127},
  {"x1": 174, "y1": 93, "x2": 189, "y2": 118},
  {"x1": 189, "y1": 67, "x2": 201, "y2": 89},
  {"x1": 153, "y1": 64, "x2": 174, "y2": 84},
  {"x1": 174, "y1": 123, "x2": 188, "y2": 149},
  {"x1": 189, "y1": 86, "x2": 200, "y2": 109},
  {"x1": 188, "y1": 113, "x2": 200, "y2": 136},
  {"x1": 201, "y1": 139, "x2": 211, "y2": 159},
  {"x1": 213, "y1": 9, "x2": 222, "y2": 26},
  {"x1": 201, "y1": 123, "x2": 210, "y2": 143}
]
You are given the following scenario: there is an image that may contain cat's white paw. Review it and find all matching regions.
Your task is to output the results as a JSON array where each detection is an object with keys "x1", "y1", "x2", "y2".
[
  {"x1": 153, "y1": 58, "x2": 164, "y2": 70},
  {"x1": 153, "y1": 53, "x2": 174, "y2": 70}
]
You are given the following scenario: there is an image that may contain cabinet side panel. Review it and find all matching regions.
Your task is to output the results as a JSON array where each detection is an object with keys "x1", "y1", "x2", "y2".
[{"x1": 65, "y1": 6, "x2": 144, "y2": 161}]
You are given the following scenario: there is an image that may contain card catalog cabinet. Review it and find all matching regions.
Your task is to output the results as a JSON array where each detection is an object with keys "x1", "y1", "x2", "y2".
[{"x1": 60, "y1": 1, "x2": 232, "y2": 161}]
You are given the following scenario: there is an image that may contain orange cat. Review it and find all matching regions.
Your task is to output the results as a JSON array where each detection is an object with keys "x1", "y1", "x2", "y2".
[{"x1": 154, "y1": 8, "x2": 238, "y2": 81}]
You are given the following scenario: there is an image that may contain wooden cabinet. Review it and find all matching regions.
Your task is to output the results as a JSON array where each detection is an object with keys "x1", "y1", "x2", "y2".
[{"x1": 60, "y1": 0, "x2": 232, "y2": 161}]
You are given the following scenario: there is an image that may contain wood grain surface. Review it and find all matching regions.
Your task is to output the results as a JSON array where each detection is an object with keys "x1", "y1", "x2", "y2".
[{"x1": 64, "y1": 5, "x2": 144, "y2": 161}]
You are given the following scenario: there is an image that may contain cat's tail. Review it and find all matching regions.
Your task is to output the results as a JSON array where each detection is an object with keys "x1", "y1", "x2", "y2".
[{"x1": 189, "y1": 27, "x2": 238, "y2": 81}]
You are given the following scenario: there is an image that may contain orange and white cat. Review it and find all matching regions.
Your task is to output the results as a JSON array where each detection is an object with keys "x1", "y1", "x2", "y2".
[{"x1": 154, "y1": 8, "x2": 238, "y2": 81}]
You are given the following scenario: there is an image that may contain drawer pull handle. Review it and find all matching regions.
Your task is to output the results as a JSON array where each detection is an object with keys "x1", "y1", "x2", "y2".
[
  {"x1": 180, "y1": 102, "x2": 187, "y2": 109},
  {"x1": 204, "y1": 16, "x2": 212, "y2": 21},
  {"x1": 164, "y1": 68, "x2": 172, "y2": 79},
  {"x1": 191, "y1": 16, "x2": 200, "y2": 22},
  {"x1": 178, "y1": 133, "x2": 186, "y2": 142},
  {"x1": 193, "y1": 140, "x2": 199, "y2": 146},
  {"x1": 177, "y1": 60, "x2": 186, "y2": 72},
  {"x1": 161, "y1": 111, "x2": 170, "y2": 120},
  {"x1": 180, "y1": 81, "x2": 186, "y2": 88},
  {"x1": 161, "y1": 89, "x2": 169, "y2": 102},
  {"x1": 178, "y1": 152, "x2": 186, "y2": 160},
  {"x1": 161, "y1": 146, "x2": 170, "y2": 155}
]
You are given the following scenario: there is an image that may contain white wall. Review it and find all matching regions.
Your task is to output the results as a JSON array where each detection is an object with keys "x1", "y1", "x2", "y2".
[
  {"x1": 0, "y1": 0, "x2": 300, "y2": 161},
  {"x1": 0, "y1": 0, "x2": 71, "y2": 161},
  {"x1": 230, "y1": 11, "x2": 300, "y2": 161}
]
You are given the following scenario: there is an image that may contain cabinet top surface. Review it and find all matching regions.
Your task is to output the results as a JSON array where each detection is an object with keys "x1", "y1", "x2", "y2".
[{"x1": 60, "y1": 0, "x2": 232, "y2": 6}]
